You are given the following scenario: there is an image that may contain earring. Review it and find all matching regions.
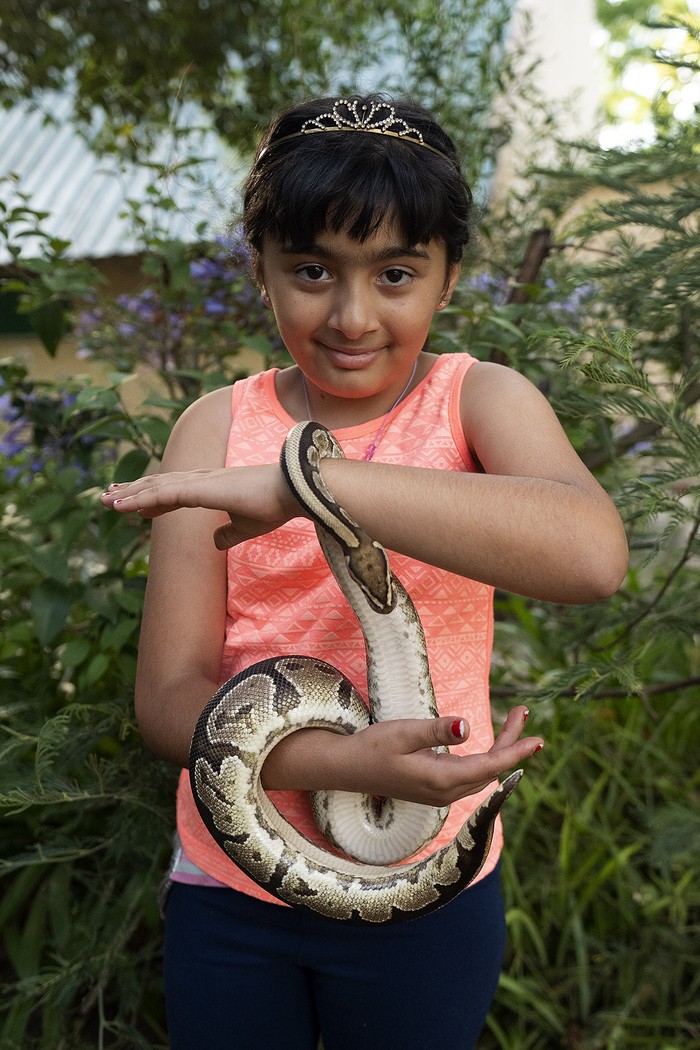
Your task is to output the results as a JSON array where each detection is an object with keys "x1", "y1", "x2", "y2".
[
  {"x1": 261, "y1": 290, "x2": 271, "y2": 305},
  {"x1": 438, "y1": 298, "x2": 447, "y2": 308}
]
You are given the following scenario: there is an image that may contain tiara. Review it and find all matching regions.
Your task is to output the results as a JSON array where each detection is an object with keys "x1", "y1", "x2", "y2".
[{"x1": 261, "y1": 99, "x2": 451, "y2": 161}]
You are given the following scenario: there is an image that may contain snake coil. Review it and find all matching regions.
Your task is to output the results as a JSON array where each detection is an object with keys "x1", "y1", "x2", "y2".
[{"x1": 190, "y1": 422, "x2": 521, "y2": 924}]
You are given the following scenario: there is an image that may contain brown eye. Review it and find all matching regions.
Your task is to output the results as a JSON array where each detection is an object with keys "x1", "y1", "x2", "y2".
[
  {"x1": 298, "y1": 265, "x2": 329, "y2": 281},
  {"x1": 381, "y1": 268, "x2": 412, "y2": 286}
]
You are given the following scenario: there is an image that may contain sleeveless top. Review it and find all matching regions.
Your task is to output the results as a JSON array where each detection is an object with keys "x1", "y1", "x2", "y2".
[{"x1": 174, "y1": 353, "x2": 503, "y2": 904}]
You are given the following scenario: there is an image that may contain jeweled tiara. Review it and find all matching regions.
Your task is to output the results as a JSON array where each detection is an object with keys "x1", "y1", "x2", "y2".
[{"x1": 259, "y1": 99, "x2": 451, "y2": 161}]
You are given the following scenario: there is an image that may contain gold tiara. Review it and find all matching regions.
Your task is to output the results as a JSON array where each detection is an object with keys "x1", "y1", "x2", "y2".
[{"x1": 261, "y1": 99, "x2": 451, "y2": 161}]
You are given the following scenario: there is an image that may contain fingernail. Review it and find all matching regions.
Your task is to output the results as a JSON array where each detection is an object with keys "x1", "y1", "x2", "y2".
[
  {"x1": 523, "y1": 708, "x2": 530, "y2": 722},
  {"x1": 109, "y1": 483, "x2": 120, "y2": 490},
  {"x1": 113, "y1": 498, "x2": 124, "y2": 507},
  {"x1": 534, "y1": 743, "x2": 543, "y2": 752},
  {"x1": 451, "y1": 719, "x2": 465, "y2": 740}
]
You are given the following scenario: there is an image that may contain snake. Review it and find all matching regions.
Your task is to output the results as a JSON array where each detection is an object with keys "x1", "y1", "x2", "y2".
[{"x1": 189, "y1": 421, "x2": 521, "y2": 924}]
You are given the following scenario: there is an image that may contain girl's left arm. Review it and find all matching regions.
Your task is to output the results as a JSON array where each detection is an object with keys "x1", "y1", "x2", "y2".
[{"x1": 315, "y1": 361, "x2": 628, "y2": 603}]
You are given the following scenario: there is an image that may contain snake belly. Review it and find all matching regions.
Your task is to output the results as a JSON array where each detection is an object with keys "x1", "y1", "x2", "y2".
[{"x1": 189, "y1": 421, "x2": 521, "y2": 924}]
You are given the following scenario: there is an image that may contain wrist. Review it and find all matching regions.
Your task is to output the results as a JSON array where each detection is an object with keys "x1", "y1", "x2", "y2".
[
  {"x1": 261, "y1": 728, "x2": 349, "y2": 791},
  {"x1": 275, "y1": 463, "x2": 311, "y2": 523}
]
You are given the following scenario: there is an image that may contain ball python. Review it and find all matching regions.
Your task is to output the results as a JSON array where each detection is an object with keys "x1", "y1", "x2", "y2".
[{"x1": 189, "y1": 421, "x2": 521, "y2": 924}]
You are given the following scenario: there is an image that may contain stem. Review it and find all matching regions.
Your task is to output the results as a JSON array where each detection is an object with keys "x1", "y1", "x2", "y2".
[
  {"x1": 490, "y1": 675, "x2": 700, "y2": 701},
  {"x1": 489, "y1": 227, "x2": 553, "y2": 365}
]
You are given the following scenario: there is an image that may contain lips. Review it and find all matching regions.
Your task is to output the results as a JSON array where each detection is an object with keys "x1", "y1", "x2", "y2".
[{"x1": 321, "y1": 343, "x2": 384, "y2": 368}]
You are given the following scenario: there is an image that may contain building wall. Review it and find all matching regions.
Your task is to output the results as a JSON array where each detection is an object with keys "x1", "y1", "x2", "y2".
[{"x1": 491, "y1": 0, "x2": 602, "y2": 198}]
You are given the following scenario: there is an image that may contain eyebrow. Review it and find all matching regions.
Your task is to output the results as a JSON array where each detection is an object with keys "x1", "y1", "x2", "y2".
[{"x1": 279, "y1": 242, "x2": 431, "y2": 264}]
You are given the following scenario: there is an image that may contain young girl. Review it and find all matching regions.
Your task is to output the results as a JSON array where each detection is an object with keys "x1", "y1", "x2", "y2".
[{"x1": 101, "y1": 95, "x2": 627, "y2": 1049}]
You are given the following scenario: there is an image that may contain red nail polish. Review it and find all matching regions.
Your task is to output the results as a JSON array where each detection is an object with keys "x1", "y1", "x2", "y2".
[
  {"x1": 523, "y1": 708, "x2": 530, "y2": 722},
  {"x1": 451, "y1": 719, "x2": 464, "y2": 739},
  {"x1": 534, "y1": 743, "x2": 543, "y2": 752}
]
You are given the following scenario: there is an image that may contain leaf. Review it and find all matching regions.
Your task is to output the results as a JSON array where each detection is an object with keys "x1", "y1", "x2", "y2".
[
  {"x1": 27, "y1": 492, "x2": 65, "y2": 525},
  {"x1": 81, "y1": 652, "x2": 111, "y2": 687},
  {"x1": 114, "y1": 448, "x2": 151, "y2": 482},
  {"x1": 136, "y1": 415, "x2": 171, "y2": 449},
  {"x1": 74, "y1": 387, "x2": 120, "y2": 413},
  {"x1": 59, "y1": 638, "x2": 91, "y2": 668},
  {"x1": 30, "y1": 581, "x2": 72, "y2": 646},
  {"x1": 29, "y1": 546, "x2": 70, "y2": 586},
  {"x1": 28, "y1": 297, "x2": 66, "y2": 357}
]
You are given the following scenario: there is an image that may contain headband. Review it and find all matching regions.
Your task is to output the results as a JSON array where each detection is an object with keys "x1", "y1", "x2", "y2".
[{"x1": 259, "y1": 99, "x2": 453, "y2": 163}]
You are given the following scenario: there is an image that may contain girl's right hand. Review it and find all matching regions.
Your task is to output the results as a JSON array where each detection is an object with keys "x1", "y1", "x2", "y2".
[
  {"x1": 100, "y1": 462, "x2": 305, "y2": 548},
  {"x1": 262, "y1": 706, "x2": 543, "y2": 807}
]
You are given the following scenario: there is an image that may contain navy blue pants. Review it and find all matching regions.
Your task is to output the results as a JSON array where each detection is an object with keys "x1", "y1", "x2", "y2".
[{"x1": 164, "y1": 865, "x2": 506, "y2": 1050}]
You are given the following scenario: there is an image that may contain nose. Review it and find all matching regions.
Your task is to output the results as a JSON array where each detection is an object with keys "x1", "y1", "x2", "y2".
[{"x1": 326, "y1": 282, "x2": 379, "y2": 341}]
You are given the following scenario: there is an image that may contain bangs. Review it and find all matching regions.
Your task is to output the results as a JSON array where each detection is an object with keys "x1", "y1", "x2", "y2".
[{"x1": 245, "y1": 134, "x2": 469, "y2": 259}]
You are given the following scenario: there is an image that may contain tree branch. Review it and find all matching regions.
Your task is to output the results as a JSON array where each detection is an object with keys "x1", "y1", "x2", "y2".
[
  {"x1": 581, "y1": 377, "x2": 700, "y2": 469},
  {"x1": 489, "y1": 227, "x2": 553, "y2": 365},
  {"x1": 490, "y1": 675, "x2": 700, "y2": 701}
]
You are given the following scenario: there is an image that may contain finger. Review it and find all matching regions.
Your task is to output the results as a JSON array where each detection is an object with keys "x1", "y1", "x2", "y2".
[
  {"x1": 491, "y1": 705, "x2": 531, "y2": 751},
  {"x1": 213, "y1": 519, "x2": 243, "y2": 550},
  {"x1": 100, "y1": 478, "x2": 167, "y2": 513},
  {"x1": 213, "y1": 513, "x2": 287, "y2": 550},
  {"x1": 402, "y1": 715, "x2": 472, "y2": 752},
  {"x1": 440, "y1": 735, "x2": 543, "y2": 794},
  {"x1": 110, "y1": 492, "x2": 178, "y2": 517}
]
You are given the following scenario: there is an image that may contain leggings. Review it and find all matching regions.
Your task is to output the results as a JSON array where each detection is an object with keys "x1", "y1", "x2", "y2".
[{"x1": 163, "y1": 864, "x2": 506, "y2": 1050}]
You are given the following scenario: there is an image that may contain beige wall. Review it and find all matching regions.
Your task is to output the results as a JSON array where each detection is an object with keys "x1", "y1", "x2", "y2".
[{"x1": 492, "y1": 0, "x2": 603, "y2": 199}]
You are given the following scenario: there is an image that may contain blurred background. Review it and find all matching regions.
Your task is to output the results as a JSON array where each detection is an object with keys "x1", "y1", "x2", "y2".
[{"x1": 1, "y1": 2, "x2": 698, "y2": 1047}]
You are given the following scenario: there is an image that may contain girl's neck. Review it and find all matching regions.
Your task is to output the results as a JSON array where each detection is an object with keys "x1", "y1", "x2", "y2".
[{"x1": 278, "y1": 353, "x2": 436, "y2": 431}]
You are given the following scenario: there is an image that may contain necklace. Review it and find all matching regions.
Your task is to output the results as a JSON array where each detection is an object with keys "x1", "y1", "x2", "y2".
[{"x1": 301, "y1": 360, "x2": 418, "y2": 462}]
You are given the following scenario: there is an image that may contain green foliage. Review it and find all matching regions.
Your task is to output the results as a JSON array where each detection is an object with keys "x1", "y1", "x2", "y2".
[
  {"x1": 0, "y1": 175, "x2": 103, "y2": 356},
  {"x1": 594, "y1": 1, "x2": 700, "y2": 133},
  {"x1": 0, "y1": 0, "x2": 522, "y2": 170},
  {"x1": 429, "y1": 43, "x2": 699, "y2": 1047},
  {"x1": 485, "y1": 691, "x2": 699, "y2": 1050},
  {"x1": 0, "y1": 358, "x2": 175, "y2": 1045}
]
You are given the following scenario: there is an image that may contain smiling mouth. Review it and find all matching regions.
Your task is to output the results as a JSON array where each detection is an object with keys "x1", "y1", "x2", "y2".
[
  {"x1": 321, "y1": 345, "x2": 384, "y2": 370},
  {"x1": 321, "y1": 343, "x2": 383, "y2": 357}
]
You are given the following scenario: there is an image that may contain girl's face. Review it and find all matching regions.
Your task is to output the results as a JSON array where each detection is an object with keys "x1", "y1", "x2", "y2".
[{"x1": 258, "y1": 223, "x2": 459, "y2": 420}]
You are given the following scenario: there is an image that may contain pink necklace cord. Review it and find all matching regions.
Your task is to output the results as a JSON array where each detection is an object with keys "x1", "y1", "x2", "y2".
[{"x1": 301, "y1": 360, "x2": 418, "y2": 462}]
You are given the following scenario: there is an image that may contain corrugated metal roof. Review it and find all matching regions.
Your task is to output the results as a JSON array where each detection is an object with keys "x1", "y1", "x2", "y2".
[{"x1": 0, "y1": 93, "x2": 244, "y2": 263}]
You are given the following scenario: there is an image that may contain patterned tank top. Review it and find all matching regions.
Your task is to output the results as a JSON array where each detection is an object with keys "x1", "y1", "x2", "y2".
[{"x1": 174, "y1": 353, "x2": 503, "y2": 903}]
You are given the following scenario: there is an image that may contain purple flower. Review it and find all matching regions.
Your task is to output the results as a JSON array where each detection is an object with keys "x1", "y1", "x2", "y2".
[
  {"x1": 202, "y1": 296, "x2": 228, "y2": 317},
  {"x1": 190, "y1": 258, "x2": 223, "y2": 282},
  {"x1": 548, "y1": 282, "x2": 597, "y2": 317},
  {"x1": 467, "y1": 272, "x2": 510, "y2": 303},
  {"x1": 0, "y1": 393, "x2": 20, "y2": 422}
]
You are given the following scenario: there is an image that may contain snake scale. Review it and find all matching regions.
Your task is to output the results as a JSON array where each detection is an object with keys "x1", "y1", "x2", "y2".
[{"x1": 190, "y1": 421, "x2": 521, "y2": 924}]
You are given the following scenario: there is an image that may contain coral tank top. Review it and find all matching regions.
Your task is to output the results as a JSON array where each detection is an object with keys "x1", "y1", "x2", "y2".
[{"x1": 175, "y1": 353, "x2": 503, "y2": 903}]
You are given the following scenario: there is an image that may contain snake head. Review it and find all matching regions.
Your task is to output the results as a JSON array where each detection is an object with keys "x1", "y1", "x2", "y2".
[{"x1": 346, "y1": 541, "x2": 397, "y2": 613}]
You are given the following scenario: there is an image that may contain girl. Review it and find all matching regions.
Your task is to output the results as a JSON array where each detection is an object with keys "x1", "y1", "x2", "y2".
[{"x1": 101, "y1": 95, "x2": 627, "y2": 1049}]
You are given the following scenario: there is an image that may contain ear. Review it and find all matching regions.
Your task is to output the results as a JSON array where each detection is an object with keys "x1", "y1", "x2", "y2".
[
  {"x1": 251, "y1": 253, "x2": 271, "y2": 306},
  {"x1": 436, "y1": 263, "x2": 461, "y2": 310}
]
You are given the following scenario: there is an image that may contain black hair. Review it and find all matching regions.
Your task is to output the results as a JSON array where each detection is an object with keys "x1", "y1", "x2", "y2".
[{"x1": 243, "y1": 94, "x2": 473, "y2": 267}]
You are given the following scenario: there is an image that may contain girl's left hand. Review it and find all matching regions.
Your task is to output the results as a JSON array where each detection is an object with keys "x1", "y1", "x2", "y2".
[{"x1": 100, "y1": 463, "x2": 303, "y2": 548}]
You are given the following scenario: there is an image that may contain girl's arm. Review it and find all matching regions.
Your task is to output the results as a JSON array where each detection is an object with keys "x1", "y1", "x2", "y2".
[
  {"x1": 103, "y1": 362, "x2": 626, "y2": 784},
  {"x1": 110, "y1": 363, "x2": 628, "y2": 602},
  {"x1": 129, "y1": 387, "x2": 234, "y2": 766},
  {"x1": 308, "y1": 361, "x2": 629, "y2": 602}
]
